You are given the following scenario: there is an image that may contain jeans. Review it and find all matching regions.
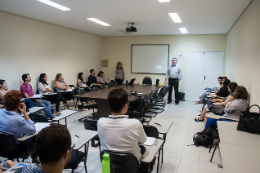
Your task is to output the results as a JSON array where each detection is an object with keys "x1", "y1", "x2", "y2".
[
  {"x1": 33, "y1": 100, "x2": 55, "y2": 119},
  {"x1": 168, "y1": 78, "x2": 179, "y2": 103},
  {"x1": 198, "y1": 93, "x2": 208, "y2": 102},
  {"x1": 24, "y1": 99, "x2": 34, "y2": 109},
  {"x1": 205, "y1": 118, "x2": 231, "y2": 129}
]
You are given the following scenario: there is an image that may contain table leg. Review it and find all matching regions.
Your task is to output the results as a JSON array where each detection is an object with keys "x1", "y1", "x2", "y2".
[
  {"x1": 65, "y1": 117, "x2": 67, "y2": 127},
  {"x1": 157, "y1": 149, "x2": 161, "y2": 173},
  {"x1": 147, "y1": 163, "x2": 150, "y2": 173}
]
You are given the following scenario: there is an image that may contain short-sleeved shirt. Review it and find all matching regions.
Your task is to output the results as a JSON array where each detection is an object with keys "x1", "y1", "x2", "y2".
[
  {"x1": 88, "y1": 75, "x2": 97, "y2": 85},
  {"x1": 37, "y1": 82, "x2": 51, "y2": 94},
  {"x1": 97, "y1": 115, "x2": 147, "y2": 160},
  {"x1": 20, "y1": 83, "x2": 33, "y2": 98},
  {"x1": 97, "y1": 76, "x2": 106, "y2": 83},
  {"x1": 17, "y1": 164, "x2": 45, "y2": 173}
]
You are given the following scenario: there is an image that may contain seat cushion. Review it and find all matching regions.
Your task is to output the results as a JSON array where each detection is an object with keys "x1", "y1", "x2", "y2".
[{"x1": 65, "y1": 150, "x2": 85, "y2": 169}]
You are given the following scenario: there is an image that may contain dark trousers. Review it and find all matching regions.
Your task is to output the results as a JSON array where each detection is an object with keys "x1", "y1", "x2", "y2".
[
  {"x1": 115, "y1": 79, "x2": 123, "y2": 85},
  {"x1": 168, "y1": 78, "x2": 179, "y2": 103},
  {"x1": 43, "y1": 94, "x2": 64, "y2": 112}
]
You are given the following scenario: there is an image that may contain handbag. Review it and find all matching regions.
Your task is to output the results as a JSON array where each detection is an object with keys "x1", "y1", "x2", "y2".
[{"x1": 237, "y1": 104, "x2": 260, "y2": 134}]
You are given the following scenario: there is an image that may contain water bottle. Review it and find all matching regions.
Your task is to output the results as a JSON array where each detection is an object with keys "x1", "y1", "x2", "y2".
[{"x1": 101, "y1": 153, "x2": 110, "y2": 173}]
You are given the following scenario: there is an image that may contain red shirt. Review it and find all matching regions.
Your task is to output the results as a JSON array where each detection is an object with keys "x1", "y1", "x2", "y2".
[{"x1": 20, "y1": 83, "x2": 33, "y2": 98}]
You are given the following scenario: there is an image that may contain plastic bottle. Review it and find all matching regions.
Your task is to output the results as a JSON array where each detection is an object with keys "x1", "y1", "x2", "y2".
[{"x1": 101, "y1": 153, "x2": 110, "y2": 173}]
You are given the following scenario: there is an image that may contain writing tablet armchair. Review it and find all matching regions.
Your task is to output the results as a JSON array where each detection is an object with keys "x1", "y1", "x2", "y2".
[{"x1": 0, "y1": 132, "x2": 36, "y2": 162}]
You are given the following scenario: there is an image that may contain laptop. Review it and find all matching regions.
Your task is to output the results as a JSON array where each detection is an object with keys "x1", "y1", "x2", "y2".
[{"x1": 128, "y1": 78, "x2": 136, "y2": 85}]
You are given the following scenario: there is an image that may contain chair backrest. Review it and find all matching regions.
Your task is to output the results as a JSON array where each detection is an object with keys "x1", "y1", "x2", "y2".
[
  {"x1": 100, "y1": 150, "x2": 139, "y2": 173},
  {"x1": 36, "y1": 90, "x2": 39, "y2": 94},
  {"x1": 142, "y1": 77, "x2": 152, "y2": 85},
  {"x1": 0, "y1": 132, "x2": 17, "y2": 152},
  {"x1": 93, "y1": 86, "x2": 100, "y2": 91},
  {"x1": 29, "y1": 113, "x2": 49, "y2": 123},
  {"x1": 84, "y1": 119, "x2": 98, "y2": 131},
  {"x1": 143, "y1": 125, "x2": 159, "y2": 138}
]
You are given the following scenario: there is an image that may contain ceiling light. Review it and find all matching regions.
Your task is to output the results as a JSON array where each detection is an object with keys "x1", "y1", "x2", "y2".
[
  {"x1": 158, "y1": 0, "x2": 170, "y2": 2},
  {"x1": 179, "y1": 28, "x2": 188, "y2": 34},
  {"x1": 168, "y1": 13, "x2": 182, "y2": 23},
  {"x1": 37, "y1": 0, "x2": 71, "y2": 11},
  {"x1": 87, "y1": 18, "x2": 111, "y2": 26}
]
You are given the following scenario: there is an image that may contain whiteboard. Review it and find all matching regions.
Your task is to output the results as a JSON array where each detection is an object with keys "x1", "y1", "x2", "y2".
[{"x1": 131, "y1": 44, "x2": 169, "y2": 74}]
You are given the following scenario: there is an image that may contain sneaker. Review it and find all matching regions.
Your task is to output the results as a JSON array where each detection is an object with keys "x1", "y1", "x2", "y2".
[{"x1": 48, "y1": 118, "x2": 53, "y2": 122}]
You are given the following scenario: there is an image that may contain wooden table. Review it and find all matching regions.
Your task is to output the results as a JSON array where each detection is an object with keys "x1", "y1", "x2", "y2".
[{"x1": 75, "y1": 84, "x2": 157, "y2": 118}]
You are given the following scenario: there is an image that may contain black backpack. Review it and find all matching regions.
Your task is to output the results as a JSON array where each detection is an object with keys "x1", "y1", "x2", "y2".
[{"x1": 193, "y1": 132, "x2": 212, "y2": 147}]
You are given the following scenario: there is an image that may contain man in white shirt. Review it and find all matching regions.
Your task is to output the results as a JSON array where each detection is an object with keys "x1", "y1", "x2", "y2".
[{"x1": 97, "y1": 88, "x2": 147, "y2": 160}]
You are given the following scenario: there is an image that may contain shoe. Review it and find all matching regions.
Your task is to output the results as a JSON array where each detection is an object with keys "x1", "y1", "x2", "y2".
[
  {"x1": 175, "y1": 101, "x2": 179, "y2": 105},
  {"x1": 48, "y1": 118, "x2": 53, "y2": 122},
  {"x1": 194, "y1": 118, "x2": 204, "y2": 122},
  {"x1": 55, "y1": 112, "x2": 61, "y2": 116},
  {"x1": 32, "y1": 158, "x2": 40, "y2": 164},
  {"x1": 167, "y1": 102, "x2": 172, "y2": 104}
]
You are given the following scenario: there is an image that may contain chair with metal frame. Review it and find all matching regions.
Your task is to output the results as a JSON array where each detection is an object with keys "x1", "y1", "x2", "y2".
[
  {"x1": 100, "y1": 150, "x2": 139, "y2": 173},
  {"x1": 84, "y1": 119, "x2": 101, "y2": 151},
  {"x1": 0, "y1": 132, "x2": 36, "y2": 162}
]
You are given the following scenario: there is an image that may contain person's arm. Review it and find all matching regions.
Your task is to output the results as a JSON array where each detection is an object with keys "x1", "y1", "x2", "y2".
[
  {"x1": 18, "y1": 103, "x2": 36, "y2": 134},
  {"x1": 138, "y1": 122, "x2": 147, "y2": 144},
  {"x1": 164, "y1": 67, "x2": 169, "y2": 85},
  {"x1": 64, "y1": 81, "x2": 70, "y2": 88},
  {"x1": 122, "y1": 70, "x2": 125, "y2": 79},
  {"x1": 38, "y1": 82, "x2": 47, "y2": 93},
  {"x1": 178, "y1": 66, "x2": 182, "y2": 81},
  {"x1": 215, "y1": 95, "x2": 234, "y2": 106},
  {"x1": 0, "y1": 91, "x2": 4, "y2": 100},
  {"x1": 54, "y1": 82, "x2": 69, "y2": 90}
]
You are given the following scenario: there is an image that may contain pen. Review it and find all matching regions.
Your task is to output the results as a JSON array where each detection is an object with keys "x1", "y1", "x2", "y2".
[{"x1": 154, "y1": 139, "x2": 158, "y2": 146}]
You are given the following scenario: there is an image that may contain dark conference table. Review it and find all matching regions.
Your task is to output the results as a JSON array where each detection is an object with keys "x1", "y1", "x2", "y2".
[{"x1": 74, "y1": 84, "x2": 157, "y2": 118}]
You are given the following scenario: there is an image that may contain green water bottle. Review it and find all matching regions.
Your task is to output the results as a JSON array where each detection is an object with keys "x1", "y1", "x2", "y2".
[{"x1": 102, "y1": 153, "x2": 110, "y2": 173}]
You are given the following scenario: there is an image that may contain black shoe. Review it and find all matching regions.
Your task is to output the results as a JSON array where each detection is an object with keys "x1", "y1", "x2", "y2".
[
  {"x1": 175, "y1": 101, "x2": 179, "y2": 105},
  {"x1": 167, "y1": 102, "x2": 172, "y2": 104}
]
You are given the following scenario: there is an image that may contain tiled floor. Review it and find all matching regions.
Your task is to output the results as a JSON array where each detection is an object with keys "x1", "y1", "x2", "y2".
[{"x1": 2, "y1": 101, "x2": 223, "y2": 173}]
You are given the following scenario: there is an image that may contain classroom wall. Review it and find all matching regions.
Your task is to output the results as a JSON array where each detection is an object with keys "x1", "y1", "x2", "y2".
[
  {"x1": 0, "y1": 10, "x2": 102, "y2": 91},
  {"x1": 225, "y1": 0, "x2": 260, "y2": 105},
  {"x1": 101, "y1": 35, "x2": 227, "y2": 92}
]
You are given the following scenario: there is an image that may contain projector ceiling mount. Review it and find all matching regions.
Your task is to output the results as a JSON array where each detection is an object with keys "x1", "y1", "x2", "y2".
[{"x1": 126, "y1": 22, "x2": 137, "y2": 32}]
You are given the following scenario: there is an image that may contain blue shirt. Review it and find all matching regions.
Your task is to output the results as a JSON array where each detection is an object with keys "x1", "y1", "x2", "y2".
[
  {"x1": 16, "y1": 165, "x2": 45, "y2": 173},
  {"x1": 0, "y1": 109, "x2": 36, "y2": 143},
  {"x1": 88, "y1": 75, "x2": 97, "y2": 85}
]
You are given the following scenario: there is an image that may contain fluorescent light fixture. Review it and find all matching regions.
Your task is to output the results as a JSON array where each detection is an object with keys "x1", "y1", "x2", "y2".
[
  {"x1": 158, "y1": 0, "x2": 170, "y2": 2},
  {"x1": 168, "y1": 13, "x2": 182, "y2": 23},
  {"x1": 37, "y1": 0, "x2": 71, "y2": 11},
  {"x1": 87, "y1": 18, "x2": 111, "y2": 26},
  {"x1": 179, "y1": 28, "x2": 188, "y2": 34}
]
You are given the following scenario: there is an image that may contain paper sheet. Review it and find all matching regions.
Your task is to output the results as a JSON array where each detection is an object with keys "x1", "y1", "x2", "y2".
[
  {"x1": 35, "y1": 122, "x2": 50, "y2": 132},
  {"x1": 143, "y1": 137, "x2": 156, "y2": 146},
  {"x1": 31, "y1": 94, "x2": 42, "y2": 98}
]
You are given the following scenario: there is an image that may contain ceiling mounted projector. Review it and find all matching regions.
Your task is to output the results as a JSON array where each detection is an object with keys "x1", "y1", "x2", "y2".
[{"x1": 126, "y1": 22, "x2": 137, "y2": 32}]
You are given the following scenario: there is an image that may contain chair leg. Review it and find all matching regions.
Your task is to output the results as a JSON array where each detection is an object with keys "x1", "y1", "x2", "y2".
[
  {"x1": 71, "y1": 169, "x2": 74, "y2": 173},
  {"x1": 84, "y1": 161, "x2": 88, "y2": 173},
  {"x1": 210, "y1": 140, "x2": 220, "y2": 162}
]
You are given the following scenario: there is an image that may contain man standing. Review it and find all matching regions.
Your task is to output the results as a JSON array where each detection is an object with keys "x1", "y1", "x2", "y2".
[{"x1": 164, "y1": 58, "x2": 182, "y2": 105}]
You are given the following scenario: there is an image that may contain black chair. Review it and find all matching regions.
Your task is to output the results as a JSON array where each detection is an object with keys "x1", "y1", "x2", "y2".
[
  {"x1": 84, "y1": 119, "x2": 101, "y2": 150},
  {"x1": 65, "y1": 147, "x2": 88, "y2": 173},
  {"x1": 29, "y1": 113, "x2": 49, "y2": 123},
  {"x1": 143, "y1": 125, "x2": 159, "y2": 138},
  {"x1": 142, "y1": 77, "x2": 152, "y2": 85},
  {"x1": 100, "y1": 150, "x2": 139, "y2": 173},
  {"x1": 0, "y1": 132, "x2": 36, "y2": 162}
]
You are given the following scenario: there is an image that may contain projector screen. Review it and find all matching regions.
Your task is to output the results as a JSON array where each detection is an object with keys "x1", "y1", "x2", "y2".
[{"x1": 131, "y1": 44, "x2": 169, "y2": 74}]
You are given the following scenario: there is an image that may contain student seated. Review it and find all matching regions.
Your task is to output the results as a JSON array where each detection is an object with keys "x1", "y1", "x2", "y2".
[
  {"x1": 216, "y1": 78, "x2": 230, "y2": 97},
  {"x1": 20, "y1": 74, "x2": 55, "y2": 120},
  {"x1": 97, "y1": 88, "x2": 147, "y2": 172},
  {"x1": 0, "y1": 160, "x2": 15, "y2": 173},
  {"x1": 77, "y1": 72, "x2": 92, "y2": 92},
  {"x1": 97, "y1": 71, "x2": 107, "y2": 84},
  {"x1": 0, "y1": 79, "x2": 9, "y2": 108},
  {"x1": 0, "y1": 90, "x2": 39, "y2": 163},
  {"x1": 54, "y1": 73, "x2": 74, "y2": 102},
  {"x1": 18, "y1": 124, "x2": 71, "y2": 173},
  {"x1": 202, "y1": 86, "x2": 248, "y2": 130},
  {"x1": 196, "y1": 77, "x2": 223, "y2": 104},
  {"x1": 195, "y1": 82, "x2": 237, "y2": 122},
  {"x1": 38, "y1": 73, "x2": 70, "y2": 114},
  {"x1": 88, "y1": 69, "x2": 101, "y2": 87}
]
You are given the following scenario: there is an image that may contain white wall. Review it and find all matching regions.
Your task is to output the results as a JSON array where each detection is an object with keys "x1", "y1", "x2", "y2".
[
  {"x1": 225, "y1": 0, "x2": 260, "y2": 105},
  {"x1": 0, "y1": 10, "x2": 102, "y2": 91},
  {"x1": 101, "y1": 35, "x2": 227, "y2": 92}
]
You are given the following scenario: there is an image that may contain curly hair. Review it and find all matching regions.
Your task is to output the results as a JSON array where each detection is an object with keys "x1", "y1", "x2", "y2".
[
  {"x1": 234, "y1": 86, "x2": 248, "y2": 99},
  {"x1": 3, "y1": 90, "x2": 22, "y2": 111}
]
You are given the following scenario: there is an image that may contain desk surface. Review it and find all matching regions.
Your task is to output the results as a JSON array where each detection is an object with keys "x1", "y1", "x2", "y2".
[
  {"x1": 74, "y1": 84, "x2": 157, "y2": 101},
  {"x1": 206, "y1": 112, "x2": 239, "y2": 122},
  {"x1": 149, "y1": 119, "x2": 173, "y2": 134},
  {"x1": 220, "y1": 143, "x2": 260, "y2": 173},
  {"x1": 140, "y1": 139, "x2": 163, "y2": 163},
  {"x1": 217, "y1": 121, "x2": 260, "y2": 147},
  {"x1": 27, "y1": 107, "x2": 44, "y2": 115},
  {"x1": 53, "y1": 110, "x2": 77, "y2": 121},
  {"x1": 71, "y1": 129, "x2": 98, "y2": 150}
]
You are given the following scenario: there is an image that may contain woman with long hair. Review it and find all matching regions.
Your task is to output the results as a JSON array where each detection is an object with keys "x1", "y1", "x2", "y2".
[
  {"x1": 0, "y1": 80, "x2": 9, "y2": 100},
  {"x1": 115, "y1": 62, "x2": 124, "y2": 85}
]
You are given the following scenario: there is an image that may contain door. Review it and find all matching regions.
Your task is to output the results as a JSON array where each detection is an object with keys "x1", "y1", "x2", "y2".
[
  {"x1": 185, "y1": 51, "x2": 205, "y2": 101},
  {"x1": 185, "y1": 51, "x2": 224, "y2": 101},
  {"x1": 203, "y1": 51, "x2": 224, "y2": 88}
]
